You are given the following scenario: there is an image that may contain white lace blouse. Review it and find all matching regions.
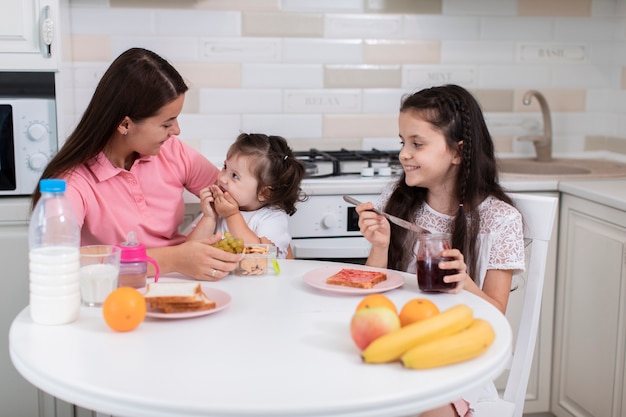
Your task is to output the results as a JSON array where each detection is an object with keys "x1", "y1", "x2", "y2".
[{"x1": 376, "y1": 185, "x2": 525, "y2": 287}]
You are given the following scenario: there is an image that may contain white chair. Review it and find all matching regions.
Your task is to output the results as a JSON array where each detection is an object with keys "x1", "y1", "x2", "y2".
[{"x1": 474, "y1": 193, "x2": 558, "y2": 417}]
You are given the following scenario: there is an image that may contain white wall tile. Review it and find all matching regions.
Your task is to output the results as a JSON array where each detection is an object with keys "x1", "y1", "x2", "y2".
[
  {"x1": 241, "y1": 114, "x2": 323, "y2": 138},
  {"x1": 70, "y1": 7, "x2": 155, "y2": 35},
  {"x1": 481, "y1": 17, "x2": 554, "y2": 41},
  {"x1": 403, "y1": 15, "x2": 480, "y2": 40},
  {"x1": 556, "y1": 17, "x2": 619, "y2": 41},
  {"x1": 361, "y1": 137, "x2": 402, "y2": 150},
  {"x1": 199, "y1": 89, "x2": 283, "y2": 113},
  {"x1": 586, "y1": 89, "x2": 626, "y2": 112},
  {"x1": 402, "y1": 65, "x2": 477, "y2": 89},
  {"x1": 242, "y1": 64, "x2": 323, "y2": 88},
  {"x1": 68, "y1": 62, "x2": 109, "y2": 89},
  {"x1": 441, "y1": 41, "x2": 515, "y2": 64},
  {"x1": 284, "y1": 89, "x2": 362, "y2": 113},
  {"x1": 200, "y1": 38, "x2": 282, "y2": 62},
  {"x1": 281, "y1": 0, "x2": 362, "y2": 13},
  {"x1": 517, "y1": 43, "x2": 588, "y2": 64},
  {"x1": 362, "y1": 89, "x2": 405, "y2": 113},
  {"x1": 478, "y1": 66, "x2": 551, "y2": 88},
  {"x1": 178, "y1": 114, "x2": 242, "y2": 141},
  {"x1": 551, "y1": 65, "x2": 621, "y2": 88},
  {"x1": 154, "y1": 10, "x2": 241, "y2": 36},
  {"x1": 325, "y1": 14, "x2": 402, "y2": 39},
  {"x1": 200, "y1": 138, "x2": 237, "y2": 166},
  {"x1": 443, "y1": 0, "x2": 517, "y2": 16},
  {"x1": 111, "y1": 37, "x2": 200, "y2": 61},
  {"x1": 282, "y1": 39, "x2": 362, "y2": 63}
]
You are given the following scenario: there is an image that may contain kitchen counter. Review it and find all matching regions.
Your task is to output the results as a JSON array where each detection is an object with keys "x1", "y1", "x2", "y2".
[{"x1": 558, "y1": 178, "x2": 626, "y2": 212}]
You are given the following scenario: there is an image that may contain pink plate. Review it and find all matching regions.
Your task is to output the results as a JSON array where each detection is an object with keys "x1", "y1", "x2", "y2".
[
  {"x1": 143, "y1": 286, "x2": 231, "y2": 319},
  {"x1": 303, "y1": 266, "x2": 405, "y2": 294}
]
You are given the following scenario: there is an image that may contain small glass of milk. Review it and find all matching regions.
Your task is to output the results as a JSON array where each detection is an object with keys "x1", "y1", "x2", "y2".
[{"x1": 79, "y1": 245, "x2": 121, "y2": 307}]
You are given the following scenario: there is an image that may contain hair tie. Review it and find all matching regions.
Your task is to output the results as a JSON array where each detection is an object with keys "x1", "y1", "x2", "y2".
[
  {"x1": 459, "y1": 203, "x2": 464, "y2": 207},
  {"x1": 283, "y1": 155, "x2": 288, "y2": 160}
]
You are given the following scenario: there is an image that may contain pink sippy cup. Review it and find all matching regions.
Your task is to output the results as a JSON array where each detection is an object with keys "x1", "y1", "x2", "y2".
[{"x1": 115, "y1": 231, "x2": 160, "y2": 288}]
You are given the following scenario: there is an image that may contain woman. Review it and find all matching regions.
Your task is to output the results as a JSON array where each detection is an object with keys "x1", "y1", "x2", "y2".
[{"x1": 32, "y1": 47, "x2": 239, "y2": 281}]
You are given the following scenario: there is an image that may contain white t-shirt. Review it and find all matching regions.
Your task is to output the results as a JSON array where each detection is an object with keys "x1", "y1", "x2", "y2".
[{"x1": 215, "y1": 206, "x2": 291, "y2": 259}]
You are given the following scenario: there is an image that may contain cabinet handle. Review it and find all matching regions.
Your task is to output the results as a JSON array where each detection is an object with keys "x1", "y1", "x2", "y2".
[{"x1": 41, "y1": 5, "x2": 54, "y2": 58}]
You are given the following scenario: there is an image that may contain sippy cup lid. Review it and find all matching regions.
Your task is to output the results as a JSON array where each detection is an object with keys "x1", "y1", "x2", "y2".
[{"x1": 115, "y1": 231, "x2": 149, "y2": 262}]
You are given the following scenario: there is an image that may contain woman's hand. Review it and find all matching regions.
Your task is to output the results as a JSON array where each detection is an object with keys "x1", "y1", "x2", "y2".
[
  {"x1": 438, "y1": 248, "x2": 472, "y2": 293},
  {"x1": 209, "y1": 184, "x2": 239, "y2": 219},
  {"x1": 148, "y1": 234, "x2": 240, "y2": 281},
  {"x1": 355, "y1": 201, "x2": 391, "y2": 249}
]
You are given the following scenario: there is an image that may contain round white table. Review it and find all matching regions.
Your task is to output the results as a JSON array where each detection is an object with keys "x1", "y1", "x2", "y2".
[{"x1": 10, "y1": 260, "x2": 512, "y2": 417}]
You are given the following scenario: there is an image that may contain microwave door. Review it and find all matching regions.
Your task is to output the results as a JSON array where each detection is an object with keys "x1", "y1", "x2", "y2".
[{"x1": 0, "y1": 104, "x2": 17, "y2": 191}]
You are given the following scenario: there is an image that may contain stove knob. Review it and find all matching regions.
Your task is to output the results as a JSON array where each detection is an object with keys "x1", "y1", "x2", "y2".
[
  {"x1": 378, "y1": 167, "x2": 392, "y2": 176},
  {"x1": 321, "y1": 214, "x2": 339, "y2": 229},
  {"x1": 361, "y1": 167, "x2": 374, "y2": 177}
]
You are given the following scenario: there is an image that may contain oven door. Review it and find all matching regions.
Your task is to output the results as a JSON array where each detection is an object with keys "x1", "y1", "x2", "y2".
[
  {"x1": 291, "y1": 237, "x2": 371, "y2": 265},
  {"x1": 0, "y1": 104, "x2": 17, "y2": 192}
]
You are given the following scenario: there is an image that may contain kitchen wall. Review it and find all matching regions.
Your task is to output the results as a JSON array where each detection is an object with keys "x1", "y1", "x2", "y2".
[{"x1": 58, "y1": 0, "x2": 626, "y2": 166}]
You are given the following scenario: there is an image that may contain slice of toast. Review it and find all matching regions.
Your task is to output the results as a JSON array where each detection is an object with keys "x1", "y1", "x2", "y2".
[
  {"x1": 144, "y1": 282, "x2": 216, "y2": 313},
  {"x1": 326, "y1": 268, "x2": 387, "y2": 289}
]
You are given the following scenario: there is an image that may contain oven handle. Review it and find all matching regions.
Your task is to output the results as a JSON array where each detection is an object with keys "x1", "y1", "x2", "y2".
[{"x1": 291, "y1": 237, "x2": 371, "y2": 259}]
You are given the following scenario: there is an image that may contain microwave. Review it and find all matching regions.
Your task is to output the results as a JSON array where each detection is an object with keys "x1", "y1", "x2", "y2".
[{"x1": 0, "y1": 98, "x2": 58, "y2": 196}]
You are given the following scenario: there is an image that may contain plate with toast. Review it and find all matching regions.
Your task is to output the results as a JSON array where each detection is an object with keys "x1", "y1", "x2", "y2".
[
  {"x1": 142, "y1": 282, "x2": 231, "y2": 319},
  {"x1": 303, "y1": 266, "x2": 404, "y2": 294}
]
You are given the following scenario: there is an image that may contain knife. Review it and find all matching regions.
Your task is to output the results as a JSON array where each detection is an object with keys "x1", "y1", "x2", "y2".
[{"x1": 343, "y1": 195, "x2": 428, "y2": 235}]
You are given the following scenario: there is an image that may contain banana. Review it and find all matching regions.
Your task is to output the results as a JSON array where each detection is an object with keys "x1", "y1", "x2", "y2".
[
  {"x1": 400, "y1": 318, "x2": 496, "y2": 369},
  {"x1": 361, "y1": 304, "x2": 473, "y2": 364}
]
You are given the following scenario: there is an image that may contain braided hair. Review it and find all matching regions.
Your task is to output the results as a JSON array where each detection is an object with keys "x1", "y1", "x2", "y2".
[
  {"x1": 226, "y1": 133, "x2": 307, "y2": 215},
  {"x1": 385, "y1": 85, "x2": 513, "y2": 279}
]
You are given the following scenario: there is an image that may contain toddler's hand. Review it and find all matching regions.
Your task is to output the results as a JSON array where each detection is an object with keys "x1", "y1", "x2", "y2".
[{"x1": 210, "y1": 184, "x2": 240, "y2": 219}]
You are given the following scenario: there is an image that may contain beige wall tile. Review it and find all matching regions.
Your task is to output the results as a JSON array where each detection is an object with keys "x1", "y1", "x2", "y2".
[
  {"x1": 513, "y1": 89, "x2": 586, "y2": 112},
  {"x1": 518, "y1": 0, "x2": 591, "y2": 16},
  {"x1": 242, "y1": 12, "x2": 323, "y2": 37},
  {"x1": 364, "y1": 0, "x2": 441, "y2": 14},
  {"x1": 492, "y1": 136, "x2": 515, "y2": 154},
  {"x1": 364, "y1": 40, "x2": 440, "y2": 65},
  {"x1": 110, "y1": 0, "x2": 280, "y2": 10},
  {"x1": 605, "y1": 137, "x2": 626, "y2": 154},
  {"x1": 69, "y1": 35, "x2": 112, "y2": 62},
  {"x1": 182, "y1": 89, "x2": 200, "y2": 114},
  {"x1": 175, "y1": 63, "x2": 241, "y2": 88},
  {"x1": 472, "y1": 89, "x2": 515, "y2": 112},
  {"x1": 324, "y1": 65, "x2": 401, "y2": 88},
  {"x1": 323, "y1": 114, "x2": 397, "y2": 138}
]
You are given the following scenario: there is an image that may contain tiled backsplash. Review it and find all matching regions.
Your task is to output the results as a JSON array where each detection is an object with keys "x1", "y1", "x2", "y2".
[{"x1": 59, "y1": 0, "x2": 626, "y2": 165}]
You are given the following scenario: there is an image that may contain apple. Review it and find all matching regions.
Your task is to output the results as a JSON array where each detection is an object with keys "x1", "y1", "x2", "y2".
[{"x1": 350, "y1": 307, "x2": 401, "y2": 351}]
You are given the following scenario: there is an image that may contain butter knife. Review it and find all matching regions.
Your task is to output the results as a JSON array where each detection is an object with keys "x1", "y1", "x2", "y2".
[{"x1": 343, "y1": 195, "x2": 428, "y2": 235}]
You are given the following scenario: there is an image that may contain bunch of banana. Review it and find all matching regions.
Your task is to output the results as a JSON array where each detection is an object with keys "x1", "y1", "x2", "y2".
[{"x1": 360, "y1": 304, "x2": 495, "y2": 368}]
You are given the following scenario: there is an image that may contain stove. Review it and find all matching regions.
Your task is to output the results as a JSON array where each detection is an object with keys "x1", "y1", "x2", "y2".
[{"x1": 289, "y1": 149, "x2": 402, "y2": 263}]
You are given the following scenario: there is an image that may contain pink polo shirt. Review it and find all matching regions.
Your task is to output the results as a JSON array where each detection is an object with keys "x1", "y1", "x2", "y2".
[{"x1": 63, "y1": 136, "x2": 218, "y2": 248}]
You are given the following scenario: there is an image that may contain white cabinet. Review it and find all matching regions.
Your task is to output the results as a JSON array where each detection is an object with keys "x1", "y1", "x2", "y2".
[
  {"x1": 0, "y1": 199, "x2": 38, "y2": 416},
  {"x1": 552, "y1": 193, "x2": 626, "y2": 417},
  {"x1": 0, "y1": 0, "x2": 60, "y2": 71},
  {"x1": 493, "y1": 191, "x2": 558, "y2": 414}
]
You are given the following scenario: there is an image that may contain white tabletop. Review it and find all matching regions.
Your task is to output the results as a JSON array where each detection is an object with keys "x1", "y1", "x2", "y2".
[{"x1": 10, "y1": 260, "x2": 512, "y2": 417}]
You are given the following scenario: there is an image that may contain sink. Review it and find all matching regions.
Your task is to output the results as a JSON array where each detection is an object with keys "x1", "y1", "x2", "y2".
[{"x1": 498, "y1": 158, "x2": 626, "y2": 178}]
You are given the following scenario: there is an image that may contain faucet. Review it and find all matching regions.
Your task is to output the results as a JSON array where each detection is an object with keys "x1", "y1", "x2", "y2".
[{"x1": 519, "y1": 90, "x2": 552, "y2": 162}]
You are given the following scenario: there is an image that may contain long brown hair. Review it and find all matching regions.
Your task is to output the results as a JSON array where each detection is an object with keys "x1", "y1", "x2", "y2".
[
  {"x1": 386, "y1": 84, "x2": 513, "y2": 279},
  {"x1": 32, "y1": 48, "x2": 188, "y2": 207},
  {"x1": 226, "y1": 133, "x2": 307, "y2": 215}
]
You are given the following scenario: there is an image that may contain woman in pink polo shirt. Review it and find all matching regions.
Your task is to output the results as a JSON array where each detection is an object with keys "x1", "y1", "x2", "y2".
[{"x1": 31, "y1": 48, "x2": 239, "y2": 281}]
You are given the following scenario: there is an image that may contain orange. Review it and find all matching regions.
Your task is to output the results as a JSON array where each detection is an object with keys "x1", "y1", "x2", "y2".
[
  {"x1": 355, "y1": 294, "x2": 397, "y2": 315},
  {"x1": 399, "y1": 298, "x2": 440, "y2": 327},
  {"x1": 102, "y1": 287, "x2": 146, "y2": 332}
]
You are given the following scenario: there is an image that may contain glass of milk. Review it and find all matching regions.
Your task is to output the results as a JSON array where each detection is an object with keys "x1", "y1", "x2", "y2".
[{"x1": 79, "y1": 245, "x2": 121, "y2": 307}]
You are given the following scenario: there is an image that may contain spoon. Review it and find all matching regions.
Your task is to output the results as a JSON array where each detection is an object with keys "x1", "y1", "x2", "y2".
[{"x1": 343, "y1": 195, "x2": 428, "y2": 235}]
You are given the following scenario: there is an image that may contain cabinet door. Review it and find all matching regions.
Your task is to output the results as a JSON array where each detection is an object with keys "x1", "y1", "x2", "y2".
[
  {"x1": 0, "y1": 221, "x2": 40, "y2": 417},
  {"x1": 552, "y1": 194, "x2": 626, "y2": 417},
  {"x1": 0, "y1": 0, "x2": 59, "y2": 70}
]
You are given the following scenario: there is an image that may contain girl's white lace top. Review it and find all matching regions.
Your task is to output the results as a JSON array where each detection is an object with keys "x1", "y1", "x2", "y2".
[{"x1": 376, "y1": 184, "x2": 525, "y2": 288}]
